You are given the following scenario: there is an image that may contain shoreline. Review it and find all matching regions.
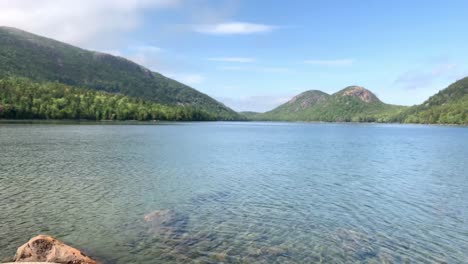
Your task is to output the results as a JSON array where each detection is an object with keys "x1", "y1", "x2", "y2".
[{"x1": 0, "y1": 118, "x2": 467, "y2": 127}]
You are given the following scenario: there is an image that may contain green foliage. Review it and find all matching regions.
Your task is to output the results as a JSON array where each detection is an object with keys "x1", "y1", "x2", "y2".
[
  {"x1": 392, "y1": 77, "x2": 468, "y2": 124},
  {"x1": 0, "y1": 77, "x2": 241, "y2": 121},
  {"x1": 1, "y1": 27, "x2": 466, "y2": 124},
  {"x1": 239, "y1": 111, "x2": 262, "y2": 119},
  {"x1": 0, "y1": 27, "x2": 240, "y2": 120},
  {"x1": 251, "y1": 80, "x2": 468, "y2": 124},
  {"x1": 254, "y1": 87, "x2": 407, "y2": 122}
]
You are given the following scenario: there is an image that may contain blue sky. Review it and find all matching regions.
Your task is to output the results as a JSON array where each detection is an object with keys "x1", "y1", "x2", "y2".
[{"x1": 1, "y1": 0, "x2": 468, "y2": 111}]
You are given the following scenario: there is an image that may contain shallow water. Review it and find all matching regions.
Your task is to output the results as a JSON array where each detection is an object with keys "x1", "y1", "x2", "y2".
[{"x1": 1, "y1": 122, "x2": 467, "y2": 263}]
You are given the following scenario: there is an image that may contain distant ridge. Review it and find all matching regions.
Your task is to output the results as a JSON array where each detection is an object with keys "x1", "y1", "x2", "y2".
[
  {"x1": 250, "y1": 79, "x2": 467, "y2": 124},
  {"x1": 1, "y1": 27, "x2": 466, "y2": 124},
  {"x1": 0, "y1": 26, "x2": 240, "y2": 120},
  {"x1": 257, "y1": 86, "x2": 406, "y2": 122}
]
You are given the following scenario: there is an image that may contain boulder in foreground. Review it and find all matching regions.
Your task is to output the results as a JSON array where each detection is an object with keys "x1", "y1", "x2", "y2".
[{"x1": 13, "y1": 235, "x2": 97, "y2": 264}]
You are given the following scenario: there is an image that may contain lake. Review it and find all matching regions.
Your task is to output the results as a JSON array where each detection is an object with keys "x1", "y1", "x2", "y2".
[{"x1": 0, "y1": 122, "x2": 467, "y2": 263}]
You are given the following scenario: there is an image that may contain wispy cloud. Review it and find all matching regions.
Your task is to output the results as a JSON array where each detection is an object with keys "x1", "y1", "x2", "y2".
[
  {"x1": 395, "y1": 63, "x2": 460, "y2": 89},
  {"x1": 192, "y1": 22, "x2": 276, "y2": 35},
  {"x1": 207, "y1": 57, "x2": 256, "y2": 63},
  {"x1": 0, "y1": 0, "x2": 180, "y2": 49},
  {"x1": 304, "y1": 59, "x2": 354, "y2": 66}
]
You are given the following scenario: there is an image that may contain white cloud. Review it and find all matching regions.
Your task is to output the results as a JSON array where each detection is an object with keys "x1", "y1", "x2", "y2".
[
  {"x1": 208, "y1": 57, "x2": 256, "y2": 63},
  {"x1": 0, "y1": 0, "x2": 180, "y2": 48},
  {"x1": 304, "y1": 59, "x2": 354, "y2": 66},
  {"x1": 395, "y1": 63, "x2": 461, "y2": 89},
  {"x1": 193, "y1": 22, "x2": 276, "y2": 35}
]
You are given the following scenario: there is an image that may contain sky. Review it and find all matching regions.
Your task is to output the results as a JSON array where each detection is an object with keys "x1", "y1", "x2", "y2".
[{"x1": 1, "y1": 0, "x2": 468, "y2": 112}]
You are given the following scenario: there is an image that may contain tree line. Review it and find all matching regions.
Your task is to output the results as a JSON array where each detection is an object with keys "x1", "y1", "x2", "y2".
[{"x1": 0, "y1": 77, "x2": 239, "y2": 121}]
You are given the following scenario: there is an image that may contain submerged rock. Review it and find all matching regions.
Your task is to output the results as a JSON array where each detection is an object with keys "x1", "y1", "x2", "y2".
[
  {"x1": 144, "y1": 209, "x2": 175, "y2": 223},
  {"x1": 13, "y1": 235, "x2": 97, "y2": 264},
  {"x1": 144, "y1": 209, "x2": 188, "y2": 238}
]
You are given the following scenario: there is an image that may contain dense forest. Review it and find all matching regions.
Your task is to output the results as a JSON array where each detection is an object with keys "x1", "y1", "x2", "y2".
[
  {"x1": 1, "y1": 27, "x2": 466, "y2": 124},
  {"x1": 0, "y1": 26, "x2": 241, "y2": 120},
  {"x1": 247, "y1": 82, "x2": 468, "y2": 125},
  {"x1": 391, "y1": 77, "x2": 468, "y2": 125},
  {"x1": 0, "y1": 77, "x2": 242, "y2": 121}
]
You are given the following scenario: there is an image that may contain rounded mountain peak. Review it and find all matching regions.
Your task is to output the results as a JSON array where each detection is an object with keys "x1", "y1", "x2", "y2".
[
  {"x1": 287, "y1": 90, "x2": 330, "y2": 110},
  {"x1": 337, "y1": 86, "x2": 380, "y2": 103}
]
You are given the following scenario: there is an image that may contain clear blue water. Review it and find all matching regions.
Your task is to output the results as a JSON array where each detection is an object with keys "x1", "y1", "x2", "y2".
[{"x1": 0, "y1": 122, "x2": 467, "y2": 263}]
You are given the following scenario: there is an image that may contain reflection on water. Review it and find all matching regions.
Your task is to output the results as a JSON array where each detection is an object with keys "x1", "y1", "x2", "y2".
[{"x1": 0, "y1": 122, "x2": 467, "y2": 263}]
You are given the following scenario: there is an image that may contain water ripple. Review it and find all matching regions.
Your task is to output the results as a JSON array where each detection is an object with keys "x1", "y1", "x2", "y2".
[{"x1": 1, "y1": 123, "x2": 467, "y2": 263}]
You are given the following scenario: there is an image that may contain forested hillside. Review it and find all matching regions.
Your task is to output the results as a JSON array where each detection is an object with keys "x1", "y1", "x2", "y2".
[
  {"x1": 393, "y1": 77, "x2": 468, "y2": 124},
  {"x1": 0, "y1": 26, "x2": 240, "y2": 120},
  {"x1": 0, "y1": 77, "x2": 240, "y2": 121},
  {"x1": 1, "y1": 26, "x2": 466, "y2": 124}
]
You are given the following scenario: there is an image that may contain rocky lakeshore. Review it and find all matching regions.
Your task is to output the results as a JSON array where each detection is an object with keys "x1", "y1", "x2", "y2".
[{"x1": 4, "y1": 235, "x2": 97, "y2": 264}]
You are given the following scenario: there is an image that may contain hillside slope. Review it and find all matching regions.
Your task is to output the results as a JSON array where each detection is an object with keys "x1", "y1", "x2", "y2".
[
  {"x1": 260, "y1": 90, "x2": 330, "y2": 120},
  {"x1": 0, "y1": 26, "x2": 240, "y2": 120},
  {"x1": 259, "y1": 86, "x2": 407, "y2": 122},
  {"x1": 395, "y1": 77, "x2": 468, "y2": 124},
  {"x1": 0, "y1": 77, "x2": 224, "y2": 121}
]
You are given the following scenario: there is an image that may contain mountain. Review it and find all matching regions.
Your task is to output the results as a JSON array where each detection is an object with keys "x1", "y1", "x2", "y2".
[
  {"x1": 256, "y1": 90, "x2": 329, "y2": 120},
  {"x1": 0, "y1": 77, "x2": 229, "y2": 121},
  {"x1": 395, "y1": 77, "x2": 468, "y2": 124},
  {"x1": 258, "y1": 86, "x2": 407, "y2": 122},
  {"x1": 0, "y1": 26, "x2": 240, "y2": 120}
]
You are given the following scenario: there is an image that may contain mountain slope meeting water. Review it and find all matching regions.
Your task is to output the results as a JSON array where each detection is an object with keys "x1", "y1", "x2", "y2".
[
  {"x1": 0, "y1": 26, "x2": 466, "y2": 124},
  {"x1": 393, "y1": 77, "x2": 468, "y2": 124},
  {"x1": 0, "y1": 26, "x2": 240, "y2": 121},
  {"x1": 0, "y1": 77, "x2": 226, "y2": 121}
]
